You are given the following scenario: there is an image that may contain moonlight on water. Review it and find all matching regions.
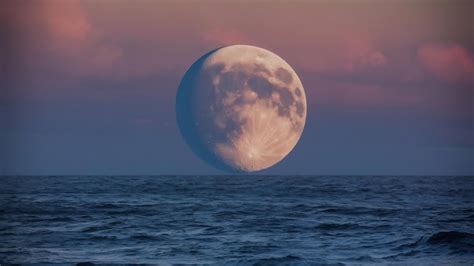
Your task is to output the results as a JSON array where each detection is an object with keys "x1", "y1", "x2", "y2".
[{"x1": 176, "y1": 45, "x2": 307, "y2": 172}]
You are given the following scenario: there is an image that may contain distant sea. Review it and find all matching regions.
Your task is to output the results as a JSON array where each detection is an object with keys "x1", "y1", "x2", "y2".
[{"x1": 1, "y1": 176, "x2": 473, "y2": 265}]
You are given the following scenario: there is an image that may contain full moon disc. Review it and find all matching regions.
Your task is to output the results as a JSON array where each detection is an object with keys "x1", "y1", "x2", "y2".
[{"x1": 176, "y1": 45, "x2": 307, "y2": 172}]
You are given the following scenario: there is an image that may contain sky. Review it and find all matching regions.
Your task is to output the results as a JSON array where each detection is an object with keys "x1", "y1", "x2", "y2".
[{"x1": 1, "y1": 0, "x2": 473, "y2": 175}]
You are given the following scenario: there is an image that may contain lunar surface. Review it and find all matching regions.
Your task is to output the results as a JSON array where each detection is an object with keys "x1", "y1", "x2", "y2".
[{"x1": 176, "y1": 45, "x2": 307, "y2": 172}]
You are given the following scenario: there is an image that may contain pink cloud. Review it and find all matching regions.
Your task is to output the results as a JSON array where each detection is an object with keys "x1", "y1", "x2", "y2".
[
  {"x1": 41, "y1": 1, "x2": 122, "y2": 77},
  {"x1": 293, "y1": 33, "x2": 388, "y2": 75},
  {"x1": 14, "y1": 1, "x2": 214, "y2": 85},
  {"x1": 44, "y1": 1, "x2": 92, "y2": 42},
  {"x1": 10, "y1": 0, "x2": 124, "y2": 88},
  {"x1": 418, "y1": 43, "x2": 474, "y2": 83},
  {"x1": 341, "y1": 35, "x2": 388, "y2": 72}
]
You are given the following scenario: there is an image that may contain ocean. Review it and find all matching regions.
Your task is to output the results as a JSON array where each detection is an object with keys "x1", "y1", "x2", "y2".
[{"x1": 0, "y1": 176, "x2": 473, "y2": 265}]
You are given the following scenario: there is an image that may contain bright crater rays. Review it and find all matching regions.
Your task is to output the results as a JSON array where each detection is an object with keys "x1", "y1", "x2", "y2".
[{"x1": 176, "y1": 45, "x2": 307, "y2": 172}]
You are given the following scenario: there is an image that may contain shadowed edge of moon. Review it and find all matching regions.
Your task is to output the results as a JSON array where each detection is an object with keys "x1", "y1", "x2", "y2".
[{"x1": 176, "y1": 47, "x2": 239, "y2": 172}]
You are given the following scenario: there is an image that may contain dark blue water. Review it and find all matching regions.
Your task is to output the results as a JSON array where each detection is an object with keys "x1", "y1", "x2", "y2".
[{"x1": 1, "y1": 176, "x2": 473, "y2": 265}]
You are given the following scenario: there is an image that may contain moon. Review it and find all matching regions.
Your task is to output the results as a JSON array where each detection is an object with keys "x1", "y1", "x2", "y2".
[{"x1": 176, "y1": 45, "x2": 307, "y2": 172}]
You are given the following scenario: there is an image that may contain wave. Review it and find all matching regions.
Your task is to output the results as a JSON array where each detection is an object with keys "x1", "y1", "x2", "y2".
[
  {"x1": 314, "y1": 222, "x2": 390, "y2": 231},
  {"x1": 427, "y1": 231, "x2": 474, "y2": 246},
  {"x1": 440, "y1": 214, "x2": 474, "y2": 223},
  {"x1": 318, "y1": 206, "x2": 400, "y2": 216},
  {"x1": 81, "y1": 225, "x2": 106, "y2": 233},
  {"x1": 76, "y1": 263, "x2": 95, "y2": 266},
  {"x1": 222, "y1": 255, "x2": 339, "y2": 266},
  {"x1": 86, "y1": 235, "x2": 117, "y2": 241},
  {"x1": 46, "y1": 217, "x2": 74, "y2": 222},
  {"x1": 391, "y1": 231, "x2": 474, "y2": 258},
  {"x1": 130, "y1": 233, "x2": 161, "y2": 241},
  {"x1": 351, "y1": 255, "x2": 377, "y2": 262},
  {"x1": 314, "y1": 222, "x2": 360, "y2": 230},
  {"x1": 93, "y1": 203, "x2": 120, "y2": 209}
]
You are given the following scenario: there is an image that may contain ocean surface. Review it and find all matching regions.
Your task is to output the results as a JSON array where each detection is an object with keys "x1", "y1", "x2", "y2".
[{"x1": 0, "y1": 176, "x2": 473, "y2": 265}]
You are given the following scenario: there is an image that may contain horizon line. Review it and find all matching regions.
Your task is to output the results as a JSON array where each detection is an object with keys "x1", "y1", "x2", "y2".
[{"x1": 1, "y1": 174, "x2": 472, "y2": 178}]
